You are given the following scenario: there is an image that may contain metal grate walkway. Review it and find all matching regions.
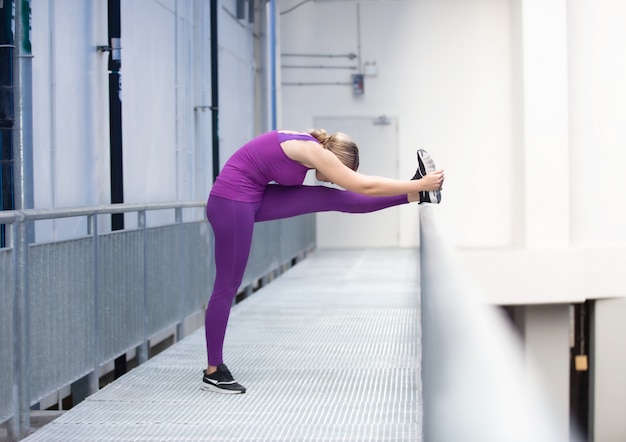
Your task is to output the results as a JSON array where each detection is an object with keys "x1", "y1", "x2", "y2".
[{"x1": 25, "y1": 248, "x2": 422, "y2": 441}]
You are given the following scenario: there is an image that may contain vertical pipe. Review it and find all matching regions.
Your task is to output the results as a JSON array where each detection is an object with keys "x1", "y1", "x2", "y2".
[
  {"x1": 269, "y1": 0, "x2": 276, "y2": 130},
  {"x1": 210, "y1": 0, "x2": 219, "y2": 182},
  {"x1": 186, "y1": 1, "x2": 195, "y2": 201},
  {"x1": 11, "y1": 0, "x2": 34, "y2": 439},
  {"x1": 12, "y1": 0, "x2": 34, "y2": 214},
  {"x1": 192, "y1": 0, "x2": 209, "y2": 200},
  {"x1": 107, "y1": 0, "x2": 124, "y2": 229},
  {"x1": 252, "y1": 0, "x2": 264, "y2": 134},
  {"x1": 47, "y1": 0, "x2": 57, "y2": 238},
  {"x1": 356, "y1": 3, "x2": 362, "y2": 72},
  {"x1": 0, "y1": 0, "x2": 15, "y2": 248},
  {"x1": 174, "y1": 0, "x2": 180, "y2": 199}
]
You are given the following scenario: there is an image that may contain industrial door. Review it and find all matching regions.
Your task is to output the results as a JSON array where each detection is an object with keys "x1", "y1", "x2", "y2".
[{"x1": 313, "y1": 116, "x2": 400, "y2": 248}]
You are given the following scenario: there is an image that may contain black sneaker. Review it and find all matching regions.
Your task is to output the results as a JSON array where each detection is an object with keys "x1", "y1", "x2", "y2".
[
  {"x1": 201, "y1": 364, "x2": 246, "y2": 394},
  {"x1": 411, "y1": 149, "x2": 441, "y2": 204}
]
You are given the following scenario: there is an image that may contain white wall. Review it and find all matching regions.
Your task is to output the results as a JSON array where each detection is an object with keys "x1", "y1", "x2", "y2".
[
  {"x1": 120, "y1": 0, "x2": 258, "y2": 212},
  {"x1": 29, "y1": 0, "x2": 259, "y2": 237},
  {"x1": 218, "y1": 0, "x2": 259, "y2": 164},
  {"x1": 568, "y1": 0, "x2": 626, "y2": 246},
  {"x1": 31, "y1": 0, "x2": 110, "y2": 240},
  {"x1": 122, "y1": 0, "x2": 179, "y2": 209},
  {"x1": 278, "y1": 0, "x2": 626, "y2": 301},
  {"x1": 26, "y1": 0, "x2": 626, "y2": 289},
  {"x1": 279, "y1": 0, "x2": 515, "y2": 248}
]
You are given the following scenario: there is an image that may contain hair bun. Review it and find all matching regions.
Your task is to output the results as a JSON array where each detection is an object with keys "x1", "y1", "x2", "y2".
[{"x1": 309, "y1": 129, "x2": 331, "y2": 145}]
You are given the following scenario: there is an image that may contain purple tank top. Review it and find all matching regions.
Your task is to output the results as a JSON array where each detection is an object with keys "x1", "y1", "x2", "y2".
[{"x1": 210, "y1": 130, "x2": 317, "y2": 202}]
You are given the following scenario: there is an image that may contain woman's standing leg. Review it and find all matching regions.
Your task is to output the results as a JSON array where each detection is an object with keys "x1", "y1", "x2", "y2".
[
  {"x1": 205, "y1": 195, "x2": 258, "y2": 367},
  {"x1": 255, "y1": 185, "x2": 408, "y2": 222}
]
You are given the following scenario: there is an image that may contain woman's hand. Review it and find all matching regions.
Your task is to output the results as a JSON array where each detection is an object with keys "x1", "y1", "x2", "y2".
[
  {"x1": 407, "y1": 170, "x2": 444, "y2": 203},
  {"x1": 419, "y1": 170, "x2": 445, "y2": 192}
]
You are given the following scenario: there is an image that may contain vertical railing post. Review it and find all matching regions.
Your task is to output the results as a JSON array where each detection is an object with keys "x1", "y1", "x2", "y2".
[
  {"x1": 175, "y1": 207, "x2": 186, "y2": 341},
  {"x1": 136, "y1": 209, "x2": 149, "y2": 364},
  {"x1": 89, "y1": 213, "x2": 100, "y2": 394},
  {"x1": 6, "y1": 218, "x2": 17, "y2": 442},
  {"x1": 10, "y1": 216, "x2": 32, "y2": 441},
  {"x1": 10, "y1": 0, "x2": 35, "y2": 436}
]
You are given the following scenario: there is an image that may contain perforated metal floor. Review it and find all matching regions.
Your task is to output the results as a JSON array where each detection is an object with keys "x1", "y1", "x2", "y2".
[{"x1": 25, "y1": 248, "x2": 422, "y2": 441}]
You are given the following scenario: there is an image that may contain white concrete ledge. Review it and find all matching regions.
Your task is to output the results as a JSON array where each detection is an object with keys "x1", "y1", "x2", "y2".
[{"x1": 458, "y1": 247, "x2": 626, "y2": 304}]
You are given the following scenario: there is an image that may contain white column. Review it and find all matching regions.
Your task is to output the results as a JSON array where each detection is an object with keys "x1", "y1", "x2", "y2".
[
  {"x1": 520, "y1": 0, "x2": 570, "y2": 248},
  {"x1": 517, "y1": 304, "x2": 571, "y2": 441},
  {"x1": 591, "y1": 298, "x2": 626, "y2": 442}
]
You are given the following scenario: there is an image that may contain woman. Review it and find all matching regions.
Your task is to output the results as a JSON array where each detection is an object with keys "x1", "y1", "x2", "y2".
[{"x1": 201, "y1": 129, "x2": 444, "y2": 394}]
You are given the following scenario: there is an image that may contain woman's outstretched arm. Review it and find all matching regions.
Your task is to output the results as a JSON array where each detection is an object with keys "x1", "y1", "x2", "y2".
[{"x1": 286, "y1": 140, "x2": 444, "y2": 197}]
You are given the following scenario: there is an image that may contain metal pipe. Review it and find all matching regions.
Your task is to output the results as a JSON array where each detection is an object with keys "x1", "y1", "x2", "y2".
[
  {"x1": 47, "y1": 0, "x2": 58, "y2": 238},
  {"x1": 137, "y1": 209, "x2": 149, "y2": 365},
  {"x1": 175, "y1": 0, "x2": 180, "y2": 199},
  {"x1": 7, "y1": 213, "x2": 20, "y2": 440},
  {"x1": 269, "y1": 0, "x2": 276, "y2": 129},
  {"x1": 356, "y1": 3, "x2": 362, "y2": 72},
  {"x1": 281, "y1": 64, "x2": 357, "y2": 70},
  {"x1": 210, "y1": 0, "x2": 220, "y2": 182},
  {"x1": 89, "y1": 213, "x2": 100, "y2": 395},
  {"x1": 11, "y1": 0, "x2": 35, "y2": 438},
  {"x1": 282, "y1": 82, "x2": 351, "y2": 86},
  {"x1": 185, "y1": 1, "x2": 195, "y2": 201},
  {"x1": 0, "y1": 201, "x2": 206, "y2": 223},
  {"x1": 281, "y1": 53, "x2": 357, "y2": 59},
  {"x1": 12, "y1": 0, "x2": 35, "y2": 215},
  {"x1": 175, "y1": 207, "x2": 185, "y2": 340}
]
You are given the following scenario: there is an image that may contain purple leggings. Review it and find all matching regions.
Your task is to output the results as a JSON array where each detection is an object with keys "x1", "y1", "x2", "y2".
[{"x1": 205, "y1": 185, "x2": 408, "y2": 366}]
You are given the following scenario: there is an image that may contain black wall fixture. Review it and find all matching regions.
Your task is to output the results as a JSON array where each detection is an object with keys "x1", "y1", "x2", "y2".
[
  {"x1": 0, "y1": 2, "x2": 14, "y2": 247},
  {"x1": 107, "y1": 0, "x2": 124, "y2": 230},
  {"x1": 211, "y1": 0, "x2": 220, "y2": 182}
]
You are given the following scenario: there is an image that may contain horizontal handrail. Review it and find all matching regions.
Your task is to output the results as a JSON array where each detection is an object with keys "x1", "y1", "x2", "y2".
[{"x1": 0, "y1": 201, "x2": 206, "y2": 224}]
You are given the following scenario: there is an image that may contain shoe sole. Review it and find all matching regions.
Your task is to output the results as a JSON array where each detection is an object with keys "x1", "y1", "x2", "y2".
[
  {"x1": 201, "y1": 381, "x2": 246, "y2": 394},
  {"x1": 200, "y1": 382, "x2": 246, "y2": 394},
  {"x1": 417, "y1": 149, "x2": 441, "y2": 204},
  {"x1": 411, "y1": 151, "x2": 429, "y2": 203}
]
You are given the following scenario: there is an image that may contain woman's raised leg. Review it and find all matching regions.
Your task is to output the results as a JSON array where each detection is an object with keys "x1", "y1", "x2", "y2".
[{"x1": 255, "y1": 185, "x2": 408, "y2": 222}]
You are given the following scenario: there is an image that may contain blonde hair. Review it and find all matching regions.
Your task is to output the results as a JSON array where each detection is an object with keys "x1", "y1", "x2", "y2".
[{"x1": 309, "y1": 129, "x2": 360, "y2": 171}]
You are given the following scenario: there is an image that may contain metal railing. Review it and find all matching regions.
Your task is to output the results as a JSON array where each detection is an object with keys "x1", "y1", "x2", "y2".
[{"x1": 0, "y1": 202, "x2": 315, "y2": 440}]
